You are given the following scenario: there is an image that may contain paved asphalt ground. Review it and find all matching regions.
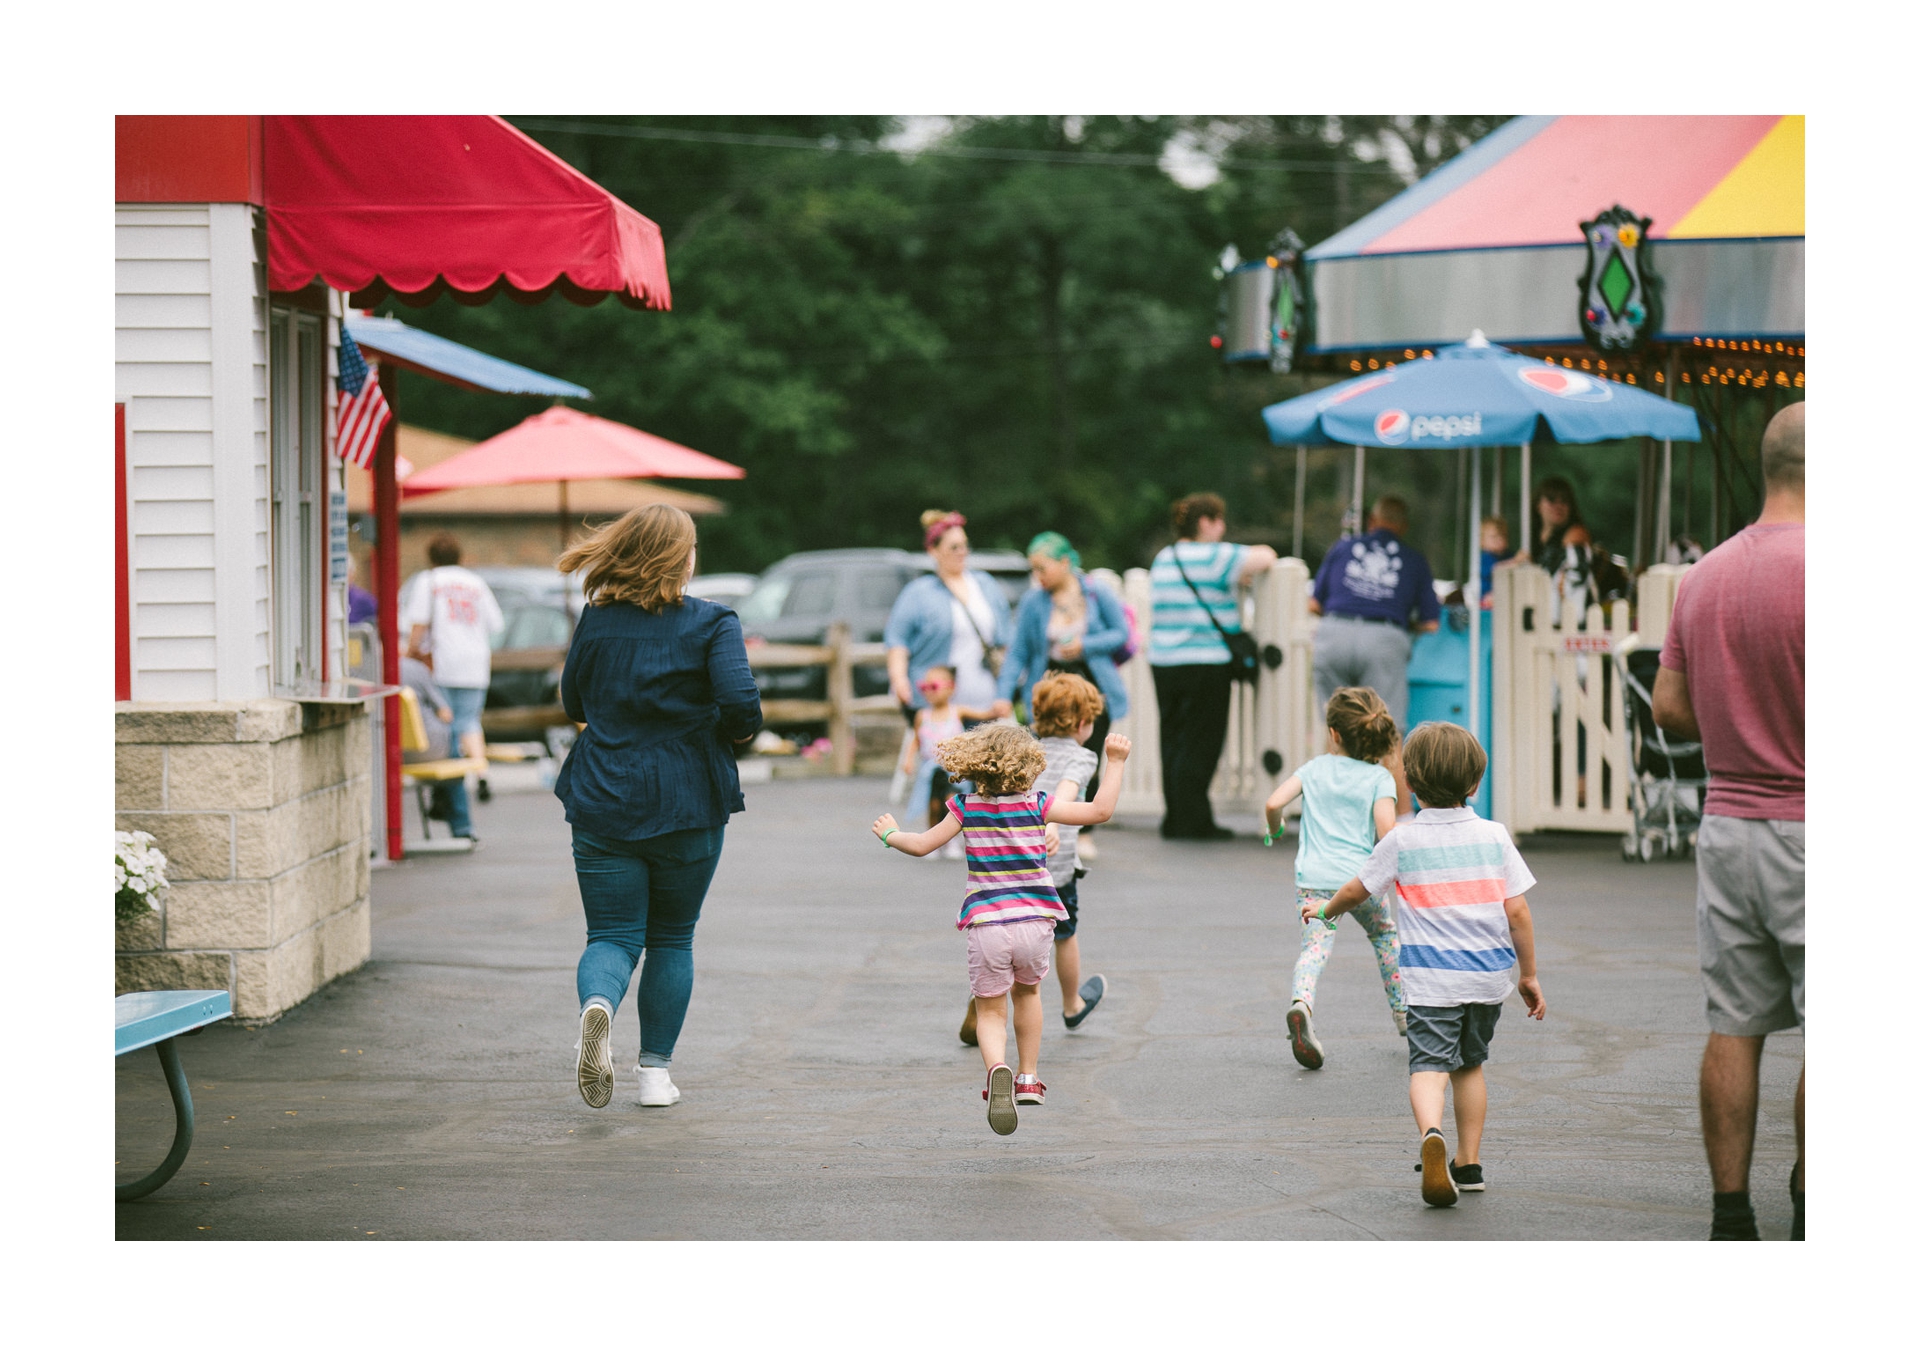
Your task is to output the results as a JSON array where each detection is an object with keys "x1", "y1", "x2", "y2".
[{"x1": 115, "y1": 773, "x2": 1803, "y2": 1241}]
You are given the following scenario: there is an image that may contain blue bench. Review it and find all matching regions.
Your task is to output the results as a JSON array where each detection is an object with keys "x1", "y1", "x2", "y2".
[{"x1": 115, "y1": 989, "x2": 232, "y2": 1201}]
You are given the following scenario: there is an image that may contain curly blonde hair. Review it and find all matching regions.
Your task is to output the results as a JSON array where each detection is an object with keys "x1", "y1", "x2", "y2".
[{"x1": 937, "y1": 722, "x2": 1047, "y2": 795}]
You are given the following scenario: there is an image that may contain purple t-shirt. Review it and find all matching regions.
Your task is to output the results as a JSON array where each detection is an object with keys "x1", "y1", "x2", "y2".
[
  {"x1": 1659, "y1": 523, "x2": 1803, "y2": 820},
  {"x1": 1313, "y1": 529, "x2": 1439, "y2": 626}
]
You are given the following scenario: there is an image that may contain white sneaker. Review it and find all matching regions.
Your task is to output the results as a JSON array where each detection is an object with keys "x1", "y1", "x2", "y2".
[
  {"x1": 634, "y1": 1065, "x2": 681, "y2": 1107},
  {"x1": 576, "y1": 1002, "x2": 614, "y2": 1109}
]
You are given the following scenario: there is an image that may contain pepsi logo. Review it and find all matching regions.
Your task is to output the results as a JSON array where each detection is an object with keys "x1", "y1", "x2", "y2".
[
  {"x1": 1518, "y1": 365, "x2": 1614, "y2": 402},
  {"x1": 1374, "y1": 409, "x2": 1410, "y2": 444}
]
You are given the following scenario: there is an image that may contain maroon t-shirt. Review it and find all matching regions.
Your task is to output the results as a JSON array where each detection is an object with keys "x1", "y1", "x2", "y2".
[{"x1": 1658, "y1": 523, "x2": 1804, "y2": 820}]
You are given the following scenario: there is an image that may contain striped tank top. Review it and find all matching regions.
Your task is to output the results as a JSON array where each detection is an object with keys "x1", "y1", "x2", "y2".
[{"x1": 946, "y1": 791, "x2": 1067, "y2": 931}]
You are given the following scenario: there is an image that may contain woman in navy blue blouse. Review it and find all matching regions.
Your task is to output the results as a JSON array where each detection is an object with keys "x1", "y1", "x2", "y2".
[{"x1": 554, "y1": 505, "x2": 763, "y2": 1110}]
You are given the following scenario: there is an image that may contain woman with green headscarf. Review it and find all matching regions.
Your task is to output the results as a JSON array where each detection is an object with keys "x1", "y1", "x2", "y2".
[{"x1": 994, "y1": 530, "x2": 1133, "y2": 773}]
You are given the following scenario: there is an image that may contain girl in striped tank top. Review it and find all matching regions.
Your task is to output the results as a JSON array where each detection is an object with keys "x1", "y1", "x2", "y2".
[{"x1": 873, "y1": 722, "x2": 1132, "y2": 1135}]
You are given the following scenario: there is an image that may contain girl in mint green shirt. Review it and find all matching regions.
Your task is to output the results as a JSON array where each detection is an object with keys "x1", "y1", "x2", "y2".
[{"x1": 1262, "y1": 686, "x2": 1407, "y2": 1069}]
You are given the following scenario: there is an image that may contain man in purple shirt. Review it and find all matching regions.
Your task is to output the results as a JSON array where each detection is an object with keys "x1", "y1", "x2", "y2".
[
  {"x1": 1310, "y1": 495, "x2": 1440, "y2": 730},
  {"x1": 1653, "y1": 401, "x2": 1805, "y2": 1242}
]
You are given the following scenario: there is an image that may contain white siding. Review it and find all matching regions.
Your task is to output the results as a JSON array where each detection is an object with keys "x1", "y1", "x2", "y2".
[{"x1": 118, "y1": 202, "x2": 270, "y2": 700}]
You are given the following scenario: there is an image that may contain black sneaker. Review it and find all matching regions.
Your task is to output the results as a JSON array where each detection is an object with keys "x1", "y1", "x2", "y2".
[
  {"x1": 1790, "y1": 1162, "x2": 1804, "y2": 1241},
  {"x1": 1450, "y1": 1161, "x2": 1485, "y2": 1192},
  {"x1": 476, "y1": 777, "x2": 492, "y2": 803}
]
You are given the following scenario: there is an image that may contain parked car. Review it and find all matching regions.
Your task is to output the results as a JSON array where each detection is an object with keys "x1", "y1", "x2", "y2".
[
  {"x1": 734, "y1": 547, "x2": 1035, "y2": 724},
  {"x1": 481, "y1": 598, "x2": 575, "y2": 741},
  {"x1": 472, "y1": 565, "x2": 584, "y2": 618},
  {"x1": 685, "y1": 572, "x2": 759, "y2": 607}
]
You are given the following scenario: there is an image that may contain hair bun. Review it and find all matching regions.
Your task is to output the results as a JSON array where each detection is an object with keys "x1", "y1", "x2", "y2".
[{"x1": 920, "y1": 508, "x2": 952, "y2": 529}]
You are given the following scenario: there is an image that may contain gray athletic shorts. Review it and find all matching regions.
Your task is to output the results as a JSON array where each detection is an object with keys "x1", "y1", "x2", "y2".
[
  {"x1": 1406, "y1": 1002, "x2": 1502, "y2": 1073},
  {"x1": 1697, "y1": 814, "x2": 1804, "y2": 1036}
]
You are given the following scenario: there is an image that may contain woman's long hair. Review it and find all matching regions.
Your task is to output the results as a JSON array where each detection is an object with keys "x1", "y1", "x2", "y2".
[
  {"x1": 557, "y1": 504, "x2": 698, "y2": 613},
  {"x1": 1535, "y1": 476, "x2": 1586, "y2": 550}
]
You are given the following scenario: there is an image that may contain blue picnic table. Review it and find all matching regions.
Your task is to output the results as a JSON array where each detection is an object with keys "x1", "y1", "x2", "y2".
[{"x1": 115, "y1": 989, "x2": 231, "y2": 1201}]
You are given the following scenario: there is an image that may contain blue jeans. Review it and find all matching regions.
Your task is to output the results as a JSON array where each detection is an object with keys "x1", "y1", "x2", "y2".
[
  {"x1": 444, "y1": 685, "x2": 487, "y2": 741},
  {"x1": 573, "y1": 824, "x2": 724, "y2": 1067}
]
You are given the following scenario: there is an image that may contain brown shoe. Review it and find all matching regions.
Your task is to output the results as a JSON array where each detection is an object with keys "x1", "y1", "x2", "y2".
[
  {"x1": 1421, "y1": 1129, "x2": 1459, "y2": 1207},
  {"x1": 959, "y1": 997, "x2": 978, "y2": 1046}
]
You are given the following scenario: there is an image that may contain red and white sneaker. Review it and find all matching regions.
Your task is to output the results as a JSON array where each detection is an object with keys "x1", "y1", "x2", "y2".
[
  {"x1": 983, "y1": 1064, "x2": 1017, "y2": 1135},
  {"x1": 1013, "y1": 1075, "x2": 1046, "y2": 1105}
]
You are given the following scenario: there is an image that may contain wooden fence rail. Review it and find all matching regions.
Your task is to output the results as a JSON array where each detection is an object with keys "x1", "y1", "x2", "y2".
[{"x1": 747, "y1": 621, "x2": 895, "y2": 775}]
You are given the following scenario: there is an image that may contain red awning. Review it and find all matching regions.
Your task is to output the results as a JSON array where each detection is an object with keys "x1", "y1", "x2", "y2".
[{"x1": 264, "y1": 116, "x2": 670, "y2": 310}]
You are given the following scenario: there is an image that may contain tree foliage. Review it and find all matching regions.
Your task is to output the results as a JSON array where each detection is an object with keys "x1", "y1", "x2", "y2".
[{"x1": 379, "y1": 115, "x2": 1657, "y2": 580}]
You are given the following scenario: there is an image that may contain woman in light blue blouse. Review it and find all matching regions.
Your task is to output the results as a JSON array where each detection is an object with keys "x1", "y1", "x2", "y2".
[{"x1": 883, "y1": 509, "x2": 1012, "y2": 724}]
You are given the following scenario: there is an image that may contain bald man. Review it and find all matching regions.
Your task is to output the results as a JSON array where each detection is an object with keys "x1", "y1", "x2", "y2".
[{"x1": 1652, "y1": 401, "x2": 1805, "y2": 1242}]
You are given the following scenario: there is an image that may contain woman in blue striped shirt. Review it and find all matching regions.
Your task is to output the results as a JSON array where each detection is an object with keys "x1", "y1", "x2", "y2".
[{"x1": 1146, "y1": 493, "x2": 1277, "y2": 839}]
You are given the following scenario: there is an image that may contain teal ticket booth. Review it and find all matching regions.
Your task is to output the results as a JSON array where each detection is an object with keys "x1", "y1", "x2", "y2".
[{"x1": 1407, "y1": 607, "x2": 1493, "y2": 817}]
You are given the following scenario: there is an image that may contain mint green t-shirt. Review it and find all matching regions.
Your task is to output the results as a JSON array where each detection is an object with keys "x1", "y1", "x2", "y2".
[{"x1": 1293, "y1": 754, "x2": 1397, "y2": 889}]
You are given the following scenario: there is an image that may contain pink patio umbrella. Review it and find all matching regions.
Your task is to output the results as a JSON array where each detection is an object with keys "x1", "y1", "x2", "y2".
[{"x1": 400, "y1": 405, "x2": 744, "y2": 547}]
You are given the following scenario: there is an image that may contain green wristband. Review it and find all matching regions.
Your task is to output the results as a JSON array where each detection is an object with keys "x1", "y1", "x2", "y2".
[{"x1": 881, "y1": 828, "x2": 897, "y2": 848}]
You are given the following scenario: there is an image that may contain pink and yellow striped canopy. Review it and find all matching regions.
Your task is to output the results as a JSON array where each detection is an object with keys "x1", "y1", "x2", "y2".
[{"x1": 1310, "y1": 115, "x2": 1803, "y2": 260}]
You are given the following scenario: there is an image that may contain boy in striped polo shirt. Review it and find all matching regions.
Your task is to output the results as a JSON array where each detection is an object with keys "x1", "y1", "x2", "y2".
[
  {"x1": 873, "y1": 723, "x2": 1131, "y2": 1136},
  {"x1": 1318, "y1": 721, "x2": 1544, "y2": 1207}
]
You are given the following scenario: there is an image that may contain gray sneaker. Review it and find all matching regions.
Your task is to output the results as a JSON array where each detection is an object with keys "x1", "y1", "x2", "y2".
[{"x1": 1286, "y1": 1000, "x2": 1325, "y2": 1069}]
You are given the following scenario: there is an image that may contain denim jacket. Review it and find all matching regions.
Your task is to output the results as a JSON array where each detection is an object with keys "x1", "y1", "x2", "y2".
[
  {"x1": 996, "y1": 573, "x2": 1131, "y2": 721},
  {"x1": 556, "y1": 596, "x2": 763, "y2": 840},
  {"x1": 881, "y1": 571, "x2": 1013, "y2": 709}
]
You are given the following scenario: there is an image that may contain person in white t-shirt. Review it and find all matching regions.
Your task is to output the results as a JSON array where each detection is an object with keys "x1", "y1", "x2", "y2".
[{"x1": 402, "y1": 534, "x2": 505, "y2": 799}]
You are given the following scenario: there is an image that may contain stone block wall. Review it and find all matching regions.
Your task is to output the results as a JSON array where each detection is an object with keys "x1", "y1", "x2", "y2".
[{"x1": 115, "y1": 699, "x2": 372, "y2": 1022}]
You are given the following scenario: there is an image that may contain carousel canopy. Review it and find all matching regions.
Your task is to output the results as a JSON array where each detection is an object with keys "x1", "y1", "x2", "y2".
[{"x1": 1306, "y1": 116, "x2": 1804, "y2": 352}]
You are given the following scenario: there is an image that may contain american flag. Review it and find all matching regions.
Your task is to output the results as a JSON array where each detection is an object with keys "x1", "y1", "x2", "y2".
[{"x1": 336, "y1": 328, "x2": 392, "y2": 470}]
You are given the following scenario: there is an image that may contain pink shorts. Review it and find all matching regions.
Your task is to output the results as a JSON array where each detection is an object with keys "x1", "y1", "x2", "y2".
[{"x1": 966, "y1": 919, "x2": 1055, "y2": 997}]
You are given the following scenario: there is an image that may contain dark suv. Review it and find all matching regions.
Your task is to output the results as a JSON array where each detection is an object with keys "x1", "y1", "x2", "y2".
[{"x1": 735, "y1": 548, "x2": 1033, "y2": 715}]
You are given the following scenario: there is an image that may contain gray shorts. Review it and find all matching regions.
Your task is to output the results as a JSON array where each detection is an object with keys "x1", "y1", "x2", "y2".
[
  {"x1": 1697, "y1": 814, "x2": 1804, "y2": 1036},
  {"x1": 1312, "y1": 614, "x2": 1413, "y2": 731},
  {"x1": 1406, "y1": 1002, "x2": 1502, "y2": 1073}
]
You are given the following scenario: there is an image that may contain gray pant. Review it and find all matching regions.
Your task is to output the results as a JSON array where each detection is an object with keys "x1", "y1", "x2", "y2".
[
  {"x1": 1697, "y1": 814, "x2": 1804, "y2": 1036},
  {"x1": 1312, "y1": 613, "x2": 1413, "y2": 730}
]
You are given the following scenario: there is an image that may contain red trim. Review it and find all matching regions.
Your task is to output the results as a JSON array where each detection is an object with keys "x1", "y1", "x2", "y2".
[
  {"x1": 374, "y1": 367, "x2": 405, "y2": 861},
  {"x1": 115, "y1": 116, "x2": 264, "y2": 204},
  {"x1": 115, "y1": 404, "x2": 132, "y2": 702}
]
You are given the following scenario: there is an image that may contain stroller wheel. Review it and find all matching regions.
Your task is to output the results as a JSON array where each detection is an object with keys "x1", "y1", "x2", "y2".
[
  {"x1": 1639, "y1": 833, "x2": 1659, "y2": 863},
  {"x1": 1621, "y1": 835, "x2": 1638, "y2": 862}
]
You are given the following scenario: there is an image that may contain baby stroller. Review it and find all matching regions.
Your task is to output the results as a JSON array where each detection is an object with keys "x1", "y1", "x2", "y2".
[{"x1": 1616, "y1": 645, "x2": 1707, "y2": 861}]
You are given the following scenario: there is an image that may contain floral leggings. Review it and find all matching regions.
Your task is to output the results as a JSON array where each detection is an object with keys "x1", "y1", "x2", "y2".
[{"x1": 1292, "y1": 887, "x2": 1406, "y2": 1017}]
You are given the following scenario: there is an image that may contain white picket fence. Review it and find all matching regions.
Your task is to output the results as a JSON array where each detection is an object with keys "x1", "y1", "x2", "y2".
[
  {"x1": 1488, "y1": 560, "x2": 1690, "y2": 834},
  {"x1": 1100, "y1": 557, "x2": 1692, "y2": 833}
]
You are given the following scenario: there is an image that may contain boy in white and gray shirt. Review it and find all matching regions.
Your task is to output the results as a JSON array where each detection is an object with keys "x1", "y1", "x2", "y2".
[{"x1": 1030, "y1": 672, "x2": 1109, "y2": 1030}]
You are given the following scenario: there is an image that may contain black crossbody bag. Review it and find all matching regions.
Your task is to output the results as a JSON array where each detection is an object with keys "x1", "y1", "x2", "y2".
[{"x1": 1173, "y1": 549, "x2": 1260, "y2": 684}]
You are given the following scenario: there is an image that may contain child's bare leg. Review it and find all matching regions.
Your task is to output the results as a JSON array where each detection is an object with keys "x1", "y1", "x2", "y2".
[
  {"x1": 1010, "y1": 982, "x2": 1043, "y2": 1075},
  {"x1": 975, "y1": 992, "x2": 1009, "y2": 1072},
  {"x1": 1451, "y1": 1064, "x2": 1487, "y2": 1164},
  {"x1": 1410, "y1": 1071, "x2": 1450, "y2": 1134},
  {"x1": 1055, "y1": 935, "x2": 1085, "y2": 1017}
]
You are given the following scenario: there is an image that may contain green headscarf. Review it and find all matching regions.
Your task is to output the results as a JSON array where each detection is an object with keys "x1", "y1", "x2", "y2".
[{"x1": 1026, "y1": 531, "x2": 1081, "y2": 572}]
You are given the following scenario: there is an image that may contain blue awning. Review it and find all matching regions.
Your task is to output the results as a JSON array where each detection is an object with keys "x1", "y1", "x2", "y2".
[{"x1": 344, "y1": 314, "x2": 592, "y2": 398}]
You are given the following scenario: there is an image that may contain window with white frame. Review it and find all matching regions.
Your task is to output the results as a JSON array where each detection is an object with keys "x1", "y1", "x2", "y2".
[{"x1": 269, "y1": 307, "x2": 326, "y2": 687}]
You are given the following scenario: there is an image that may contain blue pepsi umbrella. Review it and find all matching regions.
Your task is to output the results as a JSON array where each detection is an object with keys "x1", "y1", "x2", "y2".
[
  {"x1": 1261, "y1": 333, "x2": 1700, "y2": 447},
  {"x1": 1261, "y1": 333, "x2": 1697, "y2": 749}
]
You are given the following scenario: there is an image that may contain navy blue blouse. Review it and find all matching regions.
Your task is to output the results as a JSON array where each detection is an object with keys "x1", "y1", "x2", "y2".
[{"x1": 555, "y1": 596, "x2": 764, "y2": 840}]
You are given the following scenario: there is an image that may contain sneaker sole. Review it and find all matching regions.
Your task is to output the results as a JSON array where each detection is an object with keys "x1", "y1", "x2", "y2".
[
  {"x1": 1453, "y1": 1171, "x2": 1485, "y2": 1192},
  {"x1": 1014, "y1": 1089, "x2": 1045, "y2": 1105},
  {"x1": 577, "y1": 1006, "x2": 613, "y2": 1109},
  {"x1": 1286, "y1": 1006, "x2": 1324, "y2": 1070},
  {"x1": 986, "y1": 1065, "x2": 1017, "y2": 1135},
  {"x1": 1421, "y1": 1134, "x2": 1459, "y2": 1207}
]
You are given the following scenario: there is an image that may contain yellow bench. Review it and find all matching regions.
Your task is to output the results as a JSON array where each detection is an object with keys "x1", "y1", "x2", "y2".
[{"x1": 398, "y1": 686, "x2": 485, "y2": 843}]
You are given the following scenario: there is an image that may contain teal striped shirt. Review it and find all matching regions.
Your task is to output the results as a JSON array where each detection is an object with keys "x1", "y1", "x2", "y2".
[{"x1": 1147, "y1": 542, "x2": 1248, "y2": 665}]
